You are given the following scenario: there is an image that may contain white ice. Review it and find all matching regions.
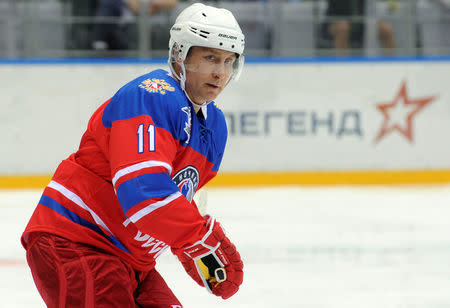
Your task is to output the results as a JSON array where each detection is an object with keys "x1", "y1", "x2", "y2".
[{"x1": 1, "y1": 186, "x2": 450, "y2": 308}]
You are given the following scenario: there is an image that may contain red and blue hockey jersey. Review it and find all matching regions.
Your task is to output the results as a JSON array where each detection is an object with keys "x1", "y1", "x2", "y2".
[{"x1": 22, "y1": 69, "x2": 228, "y2": 271}]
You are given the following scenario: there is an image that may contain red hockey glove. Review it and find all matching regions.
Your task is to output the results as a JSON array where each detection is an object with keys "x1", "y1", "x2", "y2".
[{"x1": 173, "y1": 216, "x2": 243, "y2": 299}]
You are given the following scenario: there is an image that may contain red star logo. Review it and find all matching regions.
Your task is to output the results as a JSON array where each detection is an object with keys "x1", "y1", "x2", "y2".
[{"x1": 375, "y1": 81, "x2": 437, "y2": 144}]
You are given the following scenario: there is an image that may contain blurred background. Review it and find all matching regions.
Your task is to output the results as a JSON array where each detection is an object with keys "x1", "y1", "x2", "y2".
[{"x1": 0, "y1": 0, "x2": 449, "y2": 59}]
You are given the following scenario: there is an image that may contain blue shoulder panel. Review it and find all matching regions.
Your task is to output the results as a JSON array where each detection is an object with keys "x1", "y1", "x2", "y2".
[
  {"x1": 187, "y1": 102, "x2": 228, "y2": 172},
  {"x1": 102, "y1": 69, "x2": 188, "y2": 143},
  {"x1": 206, "y1": 104, "x2": 228, "y2": 171}
]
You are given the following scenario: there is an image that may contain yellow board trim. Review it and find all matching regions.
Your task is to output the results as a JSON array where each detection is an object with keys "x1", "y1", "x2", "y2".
[
  {"x1": 1, "y1": 170, "x2": 450, "y2": 189},
  {"x1": 0, "y1": 175, "x2": 52, "y2": 189},
  {"x1": 208, "y1": 170, "x2": 450, "y2": 186}
]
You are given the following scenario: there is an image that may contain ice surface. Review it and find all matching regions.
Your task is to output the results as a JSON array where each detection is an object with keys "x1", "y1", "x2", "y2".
[{"x1": 1, "y1": 186, "x2": 450, "y2": 308}]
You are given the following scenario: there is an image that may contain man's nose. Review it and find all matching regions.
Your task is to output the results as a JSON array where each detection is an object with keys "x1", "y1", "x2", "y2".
[{"x1": 212, "y1": 63, "x2": 226, "y2": 78}]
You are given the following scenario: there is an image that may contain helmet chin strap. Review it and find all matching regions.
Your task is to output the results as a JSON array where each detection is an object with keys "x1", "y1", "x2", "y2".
[{"x1": 174, "y1": 61, "x2": 214, "y2": 110}]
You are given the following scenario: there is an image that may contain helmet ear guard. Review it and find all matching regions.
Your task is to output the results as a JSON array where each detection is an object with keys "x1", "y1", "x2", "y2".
[{"x1": 169, "y1": 42, "x2": 186, "y2": 69}]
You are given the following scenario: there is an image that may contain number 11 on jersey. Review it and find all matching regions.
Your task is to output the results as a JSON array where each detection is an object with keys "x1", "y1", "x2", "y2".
[{"x1": 137, "y1": 124, "x2": 155, "y2": 153}]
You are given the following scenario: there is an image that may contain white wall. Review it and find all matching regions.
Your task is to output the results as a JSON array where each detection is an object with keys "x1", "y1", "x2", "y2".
[{"x1": 1, "y1": 60, "x2": 449, "y2": 174}]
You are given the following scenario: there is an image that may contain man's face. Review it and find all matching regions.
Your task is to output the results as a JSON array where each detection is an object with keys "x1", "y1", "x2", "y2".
[{"x1": 183, "y1": 46, "x2": 237, "y2": 106}]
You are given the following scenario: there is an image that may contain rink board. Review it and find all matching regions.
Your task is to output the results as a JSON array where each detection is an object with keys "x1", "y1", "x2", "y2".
[{"x1": 1, "y1": 57, "x2": 449, "y2": 186}]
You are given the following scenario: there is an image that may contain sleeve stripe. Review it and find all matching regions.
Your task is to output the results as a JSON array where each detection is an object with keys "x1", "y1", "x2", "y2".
[
  {"x1": 123, "y1": 191, "x2": 183, "y2": 227},
  {"x1": 116, "y1": 172, "x2": 179, "y2": 213},
  {"x1": 48, "y1": 180, "x2": 113, "y2": 235},
  {"x1": 112, "y1": 160, "x2": 173, "y2": 187}
]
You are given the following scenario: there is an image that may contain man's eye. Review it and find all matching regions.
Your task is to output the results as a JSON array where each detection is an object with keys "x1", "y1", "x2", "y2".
[{"x1": 205, "y1": 55, "x2": 214, "y2": 61}]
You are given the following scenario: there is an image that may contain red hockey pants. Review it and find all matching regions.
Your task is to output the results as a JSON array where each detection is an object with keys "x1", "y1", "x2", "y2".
[{"x1": 25, "y1": 232, "x2": 182, "y2": 308}]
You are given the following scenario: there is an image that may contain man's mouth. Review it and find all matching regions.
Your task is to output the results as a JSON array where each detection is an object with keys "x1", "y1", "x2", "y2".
[{"x1": 206, "y1": 83, "x2": 219, "y2": 89}]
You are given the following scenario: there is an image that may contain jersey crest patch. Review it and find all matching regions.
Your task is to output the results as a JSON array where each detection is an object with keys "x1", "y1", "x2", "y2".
[
  {"x1": 139, "y1": 78, "x2": 175, "y2": 95},
  {"x1": 172, "y1": 166, "x2": 199, "y2": 203}
]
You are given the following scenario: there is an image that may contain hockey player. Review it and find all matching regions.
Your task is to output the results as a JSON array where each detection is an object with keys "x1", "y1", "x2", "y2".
[{"x1": 21, "y1": 3, "x2": 245, "y2": 307}]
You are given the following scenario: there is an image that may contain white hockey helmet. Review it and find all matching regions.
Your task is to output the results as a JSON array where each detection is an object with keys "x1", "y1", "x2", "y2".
[{"x1": 168, "y1": 3, "x2": 245, "y2": 84}]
